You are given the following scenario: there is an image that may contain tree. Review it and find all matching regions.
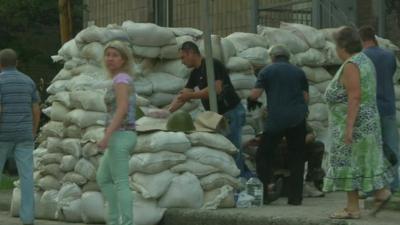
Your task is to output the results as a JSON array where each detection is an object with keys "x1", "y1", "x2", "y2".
[{"x1": 0, "y1": 0, "x2": 83, "y2": 96}]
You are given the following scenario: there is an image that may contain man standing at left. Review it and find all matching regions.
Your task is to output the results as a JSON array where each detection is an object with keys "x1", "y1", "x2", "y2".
[{"x1": 0, "y1": 49, "x2": 40, "y2": 225}]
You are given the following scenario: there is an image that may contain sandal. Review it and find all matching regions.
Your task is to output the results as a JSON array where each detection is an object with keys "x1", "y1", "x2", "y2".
[
  {"x1": 329, "y1": 208, "x2": 361, "y2": 219},
  {"x1": 370, "y1": 194, "x2": 392, "y2": 217}
]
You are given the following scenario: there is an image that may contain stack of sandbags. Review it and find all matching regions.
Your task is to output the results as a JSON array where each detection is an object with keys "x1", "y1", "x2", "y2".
[
  {"x1": 129, "y1": 126, "x2": 239, "y2": 211},
  {"x1": 11, "y1": 20, "x2": 241, "y2": 225}
]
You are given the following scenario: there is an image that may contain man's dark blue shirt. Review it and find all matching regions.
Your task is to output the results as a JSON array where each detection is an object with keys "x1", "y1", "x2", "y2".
[
  {"x1": 256, "y1": 58, "x2": 309, "y2": 132},
  {"x1": 363, "y1": 46, "x2": 397, "y2": 116}
]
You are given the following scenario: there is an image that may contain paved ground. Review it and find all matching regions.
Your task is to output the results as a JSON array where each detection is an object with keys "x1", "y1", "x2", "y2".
[{"x1": 0, "y1": 189, "x2": 398, "y2": 225}]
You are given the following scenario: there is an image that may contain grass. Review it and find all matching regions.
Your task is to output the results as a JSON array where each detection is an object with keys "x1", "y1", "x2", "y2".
[{"x1": 0, "y1": 175, "x2": 18, "y2": 190}]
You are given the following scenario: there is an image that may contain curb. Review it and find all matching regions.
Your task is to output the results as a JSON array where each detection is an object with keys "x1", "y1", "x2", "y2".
[{"x1": 159, "y1": 208, "x2": 350, "y2": 225}]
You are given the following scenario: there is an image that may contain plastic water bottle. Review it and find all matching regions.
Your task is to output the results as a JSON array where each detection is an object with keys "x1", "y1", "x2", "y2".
[{"x1": 245, "y1": 177, "x2": 264, "y2": 207}]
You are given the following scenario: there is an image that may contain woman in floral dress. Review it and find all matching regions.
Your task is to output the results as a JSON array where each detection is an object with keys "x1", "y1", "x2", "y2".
[{"x1": 323, "y1": 26, "x2": 393, "y2": 219}]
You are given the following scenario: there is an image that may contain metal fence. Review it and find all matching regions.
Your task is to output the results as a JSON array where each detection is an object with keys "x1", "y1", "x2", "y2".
[{"x1": 257, "y1": 0, "x2": 312, "y2": 28}]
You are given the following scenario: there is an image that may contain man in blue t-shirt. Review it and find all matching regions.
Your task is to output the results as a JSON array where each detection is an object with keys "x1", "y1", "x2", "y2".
[
  {"x1": 248, "y1": 44, "x2": 309, "y2": 205},
  {"x1": 0, "y1": 49, "x2": 40, "y2": 225},
  {"x1": 359, "y1": 26, "x2": 399, "y2": 192}
]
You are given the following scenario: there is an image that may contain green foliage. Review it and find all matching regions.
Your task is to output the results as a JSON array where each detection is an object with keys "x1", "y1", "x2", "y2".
[
  {"x1": 0, "y1": 175, "x2": 17, "y2": 190},
  {"x1": 0, "y1": 0, "x2": 84, "y2": 90}
]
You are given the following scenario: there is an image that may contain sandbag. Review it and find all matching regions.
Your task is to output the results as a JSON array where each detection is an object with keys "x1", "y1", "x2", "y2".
[
  {"x1": 257, "y1": 25, "x2": 308, "y2": 54},
  {"x1": 64, "y1": 58, "x2": 85, "y2": 70},
  {"x1": 52, "y1": 69, "x2": 73, "y2": 82},
  {"x1": 308, "y1": 103, "x2": 329, "y2": 121},
  {"x1": 66, "y1": 74, "x2": 99, "y2": 91},
  {"x1": 64, "y1": 125, "x2": 82, "y2": 138},
  {"x1": 376, "y1": 36, "x2": 400, "y2": 52},
  {"x1": 81, "y1": 126, "x2": 105, "y2": 144},
  {"x1": 60, "y1": 138, "x2": 81, "y2": 158},
  {"x1": 280, "y1": 22, "x2": 326, "y2": 49},
  {"x1": 230, "y1": 73, "x2": 257, "y2": 90},
  {"x1": 47, "y1": 80, "x2": 68, "y2": 95},
  {"x1": 70, "y1": 64, "x2": 105, "y2": 77},
  {"x1": 132, "y1": 45, "x2": 161, "y2": 58},
  {"x1": 294, "y1": 48, "x2": 326, "y2": 67},
  {"x1": 225, "y1": 32, "x2": 268, "y2": 53},
  {"x1": 161, "y1": 35, "x2": 195, "y2": 59},
  {"x1": 89, "y1": 155, "x2": 102, "y2": 169},
  {"x1": 53, "y1": 91, "x2": 72, "y2": 108},
  {"x1": 40, "y1": 163, "x2": 64, "y2": 180},
  {"x1": 135, "y1": 131, "x2": 191, "y2": 153},
  {"x1": 63, "y1": 172, "x2": 88, "y2": 186},
  {"x1": 82, "y1": 143, "x2": 99, "y2": 158},
  {"x1": 131, "y1": 170, "x2": 178, "y2": 199},
  {"x1": 50, "y1": 102, "x2": 70, "y2": 122},
  {"x1": 137, "y1": 94, "x2": 151, "y2": 106},
  {"x1": 55, "y1": 183, "x2": 82, "y2": 222},
  {"x1": 198, "y1": 34, "x2": 224, "y2": 62},
  {"x1": 11, "y1": 188, "x2": 42, "y2": 218},
  {"x1": 80, "y1": 42, "x2": 104, "y2": 62},
  {"x1": 39, "y1": 190, "x2": 59, "y2": 220},
  {"x1": 103, "y1": 24, "x2": 130, "y2": 42},
  {"x1": 129, "y1": 151, "x2": 186, "y2": 174},
  {"x1": 168, "y1": 27, "x2": 203, "y2": 37},
  {"x1": 322, "y1": 41, "x2": 342, "y2": 66},
  {"x1": 238, "y1": 47, "x2": 270, "y2": 66},
  {"x1": 135, "y1": 77, "x2": 153, "y2": 96},
  {"x1": 41, "y1": 121, "x2": 64, "y2": 138},
  {"x1": 153, "y1": 59, "x2": 191, "y2": 79},
  {"x1": 320, "y1": 27, "x2": 339, "y2": 42},
  {"x1": 185, "y1": 147, "x2": 240, "y2": 177},
  {"x1": 82, "y1": 182, "x2": 100, "y2": 192},
  {"x1": 47, "y1": 137, "x2": 62, "y2": 153},
  {"x1": 42, "y1": 106, "x2": 52, "y2": 118},
  {"x1": 81, "y1": 192, "x2": 106, "y2": 223},
  {"x1": 133, "y1": 192, "x2": 166, "y2": 225},
  {"x1": 38, "y1": 175, "x2": 61, "y2": 191},
  {"x1": 309, "y1": 86, "x2": 324, "y2": 105},
  {"x1": 188, "y1": 132, "x2": 237, "y2": 155},
  {"x1": 226, "y1": 56, "x2": 252, "y2": 72},
  {"x1": 170, "y1": 159, "x2": 220, "y2": 177},
  {"x1": 57, "y1": 199, "x2": 82, "y2": 222},
  {"x1": 158, "y1": 172, "x2": 203, "y2": 208},
  {"x1": 65, "y1": 109, "x2": 106, "y2": 128},
  {"x1": 75, "y1": 25, "x2": 108, "y2": 45},
  {"x1": 149, "y1": 92, "x2": 175, "y2": 107},
  {"x1": 70, "y1": 90, "x2": 107, "y2": 112},
  {"x1": 60, "y1": 155, "x2": 78, "y2": 172},
  {"x1": 122, "y1": 21, "x2": 176, "y2": 46},
  {"x1": 58, "y1": 39, "x2": 80, "y2": 60},
  {"x1": 147, "y1": 72, "x2": 185, "y2": 93},
  {"x1": 314, "y1": 80, "x2": 331, "y2": 93},
  {"x1": 221, "y1": 38, "x2": 236, "y2": 63},
  {"x1": 41, "y1": 153, "x2": 64, "y2": 165},
  {"x1": 302, "y1": 66, "x2": 332, "y2": 83},
  {"x1": 74, "y1": 158, "x2": 96, "y2": 180},
  {"x1": 202, "y1": 185, "x2": 235, "y2": 209},
  {"x1": 200, "y1": 173, "x2": 240, "y2": 191}
]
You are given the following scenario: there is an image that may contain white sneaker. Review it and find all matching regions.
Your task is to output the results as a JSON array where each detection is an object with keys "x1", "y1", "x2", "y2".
[{"x1": 303, "y1": 182, "x2": 324, "y2": 197}]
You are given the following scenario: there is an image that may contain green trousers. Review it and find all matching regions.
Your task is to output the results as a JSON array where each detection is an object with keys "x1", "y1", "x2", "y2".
[{"x1": 97, "y1": 131, "x2": 137, "y2": 225}]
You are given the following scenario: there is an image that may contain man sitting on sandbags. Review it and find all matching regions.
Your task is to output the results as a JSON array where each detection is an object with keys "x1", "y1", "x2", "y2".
[{"x1": 244, "y1": 124, "x2": 325, "y2": 199}]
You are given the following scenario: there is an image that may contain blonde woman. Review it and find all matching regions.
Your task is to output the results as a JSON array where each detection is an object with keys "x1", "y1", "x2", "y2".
[{"x1": 97, "y1": 40, "x2": 137, "y2": 225}]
